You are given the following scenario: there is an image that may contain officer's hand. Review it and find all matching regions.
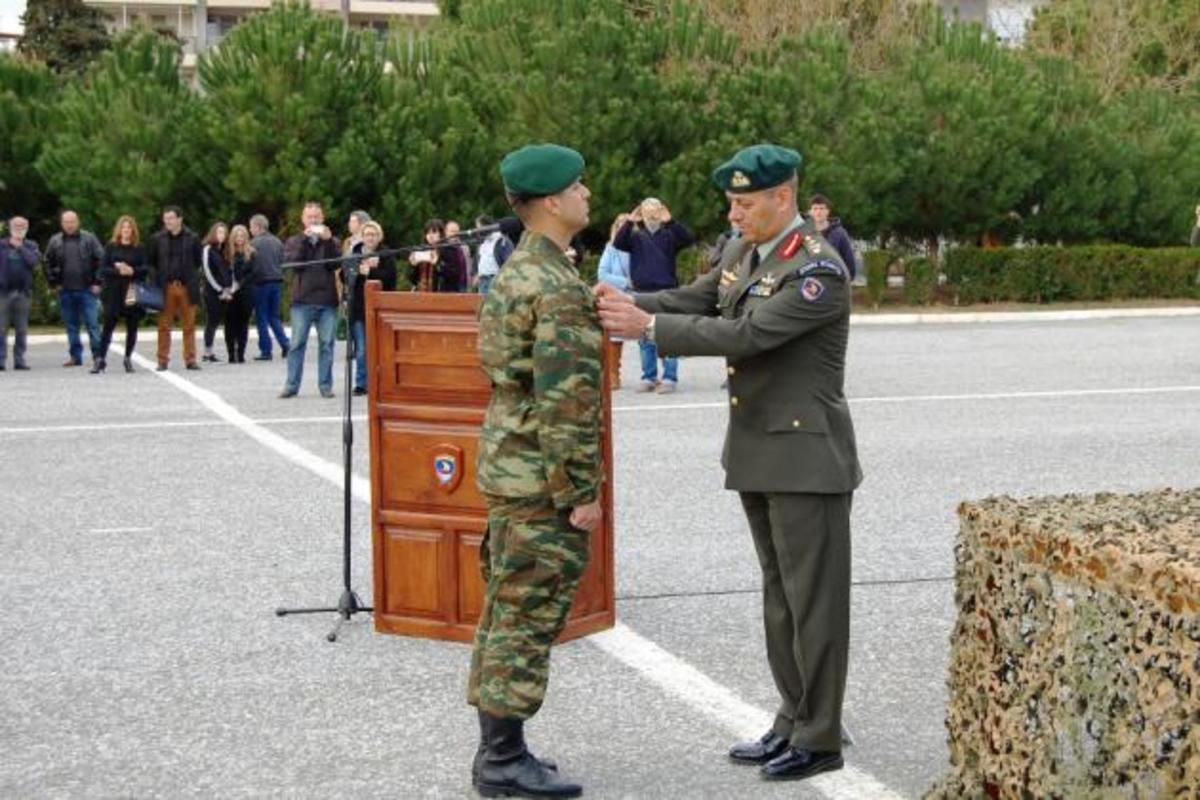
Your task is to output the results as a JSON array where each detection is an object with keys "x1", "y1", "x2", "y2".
[
  {"x1": 569, "y1": 500, "x2": 602, "y2": 533},
  {"x1": 598, "y1": 300, "x2": 652, "y2": 338},
  {"x1": 592, "y1": 282, "x2": 631, "y2": 304}
]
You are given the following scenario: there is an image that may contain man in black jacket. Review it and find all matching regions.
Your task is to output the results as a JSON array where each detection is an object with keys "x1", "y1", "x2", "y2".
[
  {"x1": 44, "y1": 210, "x2": 105, "y2": 367},
  {"x1": 146, "y1": 205, "x2": 203, "y2": 371},
  {"x1": 280, "y1": 201, "x2": 341, "y2": 398}
]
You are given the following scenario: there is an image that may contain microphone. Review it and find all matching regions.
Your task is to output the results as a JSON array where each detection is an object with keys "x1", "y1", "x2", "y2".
[{"x1": 453, "y1": 223, "x2": 501, "y2": 240}]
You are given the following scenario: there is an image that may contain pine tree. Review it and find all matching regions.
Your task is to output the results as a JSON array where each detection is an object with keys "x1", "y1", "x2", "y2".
[{"x1": 18, "y1": 0, "x2": 111, "y2": 75}]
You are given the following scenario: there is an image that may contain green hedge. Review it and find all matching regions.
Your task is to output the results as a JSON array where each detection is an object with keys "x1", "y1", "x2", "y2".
[{"x1": 943, "y1": 246, "x2": 1200, "y2": 305}]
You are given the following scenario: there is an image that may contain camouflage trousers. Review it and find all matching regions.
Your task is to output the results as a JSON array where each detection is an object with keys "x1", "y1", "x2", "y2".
[{"x1": 466, "y1": 495, "x2": 590, "y2": 720}]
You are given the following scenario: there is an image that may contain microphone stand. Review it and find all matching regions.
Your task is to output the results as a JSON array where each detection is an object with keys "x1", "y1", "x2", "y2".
[{"x1": 274, "y1": 230, "x2": 492, "y2": 642}]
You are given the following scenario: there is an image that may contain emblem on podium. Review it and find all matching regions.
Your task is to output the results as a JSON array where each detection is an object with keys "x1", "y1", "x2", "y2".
[{"x1": 431, "y1": 444, "x2": 465, "y2": 493}]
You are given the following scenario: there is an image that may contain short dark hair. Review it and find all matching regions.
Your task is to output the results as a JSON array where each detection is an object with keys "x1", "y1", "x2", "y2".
[
  {"x1": 808, "y1": 193, "x2": 832, "y2": 210},
  {"x1": 423, "y1": 218, "x2": 445, "y2": 236},
  {"x1": 475, "y1": 214, "x2": 494, "y2": 228},
  {"x1": 162, "y1": 205, "x2": 183, "y2": 218}
]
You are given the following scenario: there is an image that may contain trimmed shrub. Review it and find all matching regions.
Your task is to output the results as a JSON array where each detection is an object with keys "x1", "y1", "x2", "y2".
[
  {"x1": 863, "y1": 249, "x2": 892, "y2": 307},
  {"x1": 903, "y1": 256, "x2": 937, "y2": 305},
  {"x1": 943, "y1": 246, "x2": 1200, "y2": 305}
]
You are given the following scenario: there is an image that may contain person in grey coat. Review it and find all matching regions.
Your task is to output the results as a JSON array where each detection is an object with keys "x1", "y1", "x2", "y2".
[{"x1": 249, "y1": 214, "x2": 290, "y2": 360}]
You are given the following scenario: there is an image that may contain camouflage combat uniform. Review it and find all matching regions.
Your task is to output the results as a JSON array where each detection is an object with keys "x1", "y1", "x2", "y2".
[{"x1": 467, "y1": 230, "x2": 603, "y2": 721}]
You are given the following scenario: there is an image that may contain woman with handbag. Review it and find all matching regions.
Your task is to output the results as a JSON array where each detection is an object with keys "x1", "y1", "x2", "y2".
[
  {"x1": 95, "y1": 215, "x2": 148, "y2": 374},
  {"x1": 201, "y1": 222, "x2": 232, "y2": 363},
  {"x1": 224, "y1": 225, "x2": 256, "y2": 363}
]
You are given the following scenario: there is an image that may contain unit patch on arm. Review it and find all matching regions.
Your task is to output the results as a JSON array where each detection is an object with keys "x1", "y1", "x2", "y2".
[{"x1": 799, "y1": 277, "x2": 825, "y2": 302}]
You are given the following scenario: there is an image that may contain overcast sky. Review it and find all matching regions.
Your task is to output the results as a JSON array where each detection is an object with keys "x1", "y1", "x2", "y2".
[{"x1": 1, "y1": 0, "x2": 25, "y2": 33}]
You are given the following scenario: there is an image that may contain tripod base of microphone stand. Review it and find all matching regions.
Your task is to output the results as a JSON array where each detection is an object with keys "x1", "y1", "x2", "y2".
[{"x1": 276, "y1": 590, "x2": 373, "y2": 642}]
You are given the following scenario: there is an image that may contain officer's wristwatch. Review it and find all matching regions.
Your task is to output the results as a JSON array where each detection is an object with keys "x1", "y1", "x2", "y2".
[{"x1": 643, "y1": 315, "x2": 656, "y2": 343}]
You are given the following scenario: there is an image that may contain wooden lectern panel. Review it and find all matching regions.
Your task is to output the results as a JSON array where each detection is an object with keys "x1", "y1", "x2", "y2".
[{"x1": 365, "y1": 283, "x2": 615, "y2": 643}]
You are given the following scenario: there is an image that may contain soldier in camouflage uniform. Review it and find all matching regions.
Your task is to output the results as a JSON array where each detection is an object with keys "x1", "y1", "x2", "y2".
[
  {"x1": 467, "y1": 143, "x2": 602, "y2": 800},
  {"x1": 597, "y1": 144, "x2": 862, "y2": 785}
]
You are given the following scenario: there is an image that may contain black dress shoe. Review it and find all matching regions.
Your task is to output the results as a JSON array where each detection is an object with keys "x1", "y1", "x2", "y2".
[
  {"x1": 729, "y1": 731, "x2": 789, "y2": 764},
  {"x1": 760, "y1": 747, "x2": 843, "y2": 781}
]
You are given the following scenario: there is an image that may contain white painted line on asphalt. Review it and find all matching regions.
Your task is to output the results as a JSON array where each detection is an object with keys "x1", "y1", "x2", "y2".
[
  {"x1": 589, "y1": 624, "x2": 906, "y2": 800},
  {"x1": 129, "y1": 352, "x2": 371, "y2": 502},
  {"x1": 24, "y1": 304, "x2": 1200, "y2": 347},
  {"x1": 850, "y1": 306, "x2": 1200, "y2": 325},
  {"x1": 0, "y1": 415, "x2": 366, "y2": 436},
  {"x1": 88, "y1": 526, "x2": 154, "y2": 534},
  {"x1": 612, "y1": 384, "x2": 1200, "y2": 414},
  {"x1": 852, "y1": 385, "x2": 1200, "y2": 404},
  {"x1": 132, "y1": 352, "x2": 905, "y2": 800}
]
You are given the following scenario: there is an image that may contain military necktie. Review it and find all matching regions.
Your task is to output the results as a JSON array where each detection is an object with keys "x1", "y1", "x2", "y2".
[{"x1": 749, "y1": 250, "x2": 760, "y2": 271}]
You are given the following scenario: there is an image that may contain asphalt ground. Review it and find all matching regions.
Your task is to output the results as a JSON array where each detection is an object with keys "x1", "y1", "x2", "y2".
[{"x1": 2, "y1": 314, "x2": 1199, "y2": 799}]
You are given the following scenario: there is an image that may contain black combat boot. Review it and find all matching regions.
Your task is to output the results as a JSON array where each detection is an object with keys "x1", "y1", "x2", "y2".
[
  {"x1": 472, "y1": 710, "x2": 557, "y2": 783},
  {"x1": 475, "y1": 713, "x2": 580, "y2": 799}
]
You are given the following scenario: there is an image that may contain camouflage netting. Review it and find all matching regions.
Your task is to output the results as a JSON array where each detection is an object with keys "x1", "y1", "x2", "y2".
[{"x1": 927, "y1": 489, "x2": 1200, "y2": 799}]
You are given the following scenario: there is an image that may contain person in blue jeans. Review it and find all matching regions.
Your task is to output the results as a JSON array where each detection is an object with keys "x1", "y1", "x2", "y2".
[
  {"x1": 613, "y1": 198, "x2": 695, "y2": 393},
  {"x1": 597, "y1": 213, "x2": 632, "y2": 390},
  {"x1": 43, "y1": 210, "x2": 105, "y2": 367},
  {"x1": 280, "y1": 202, "x2": 341, "y2": 398},
  {"x1": 347, "y1": 221, "x2": 396, "y2": 395},
  {"x1": 249, "y1": 214, "x2": 290, "y2": 360}
]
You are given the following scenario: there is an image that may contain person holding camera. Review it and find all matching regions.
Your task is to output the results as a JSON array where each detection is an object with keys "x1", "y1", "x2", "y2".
[
  {"x1": 280, "y1": 202, "x2": 341, "y2": 398},
  {"x1": 613, "y1": 197, "x2": 695, "y2": 393}
]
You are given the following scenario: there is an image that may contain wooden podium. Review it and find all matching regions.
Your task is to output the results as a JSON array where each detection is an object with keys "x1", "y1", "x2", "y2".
[{"x1": 364, "y1": 283, "x2": 615, "y2": 643}]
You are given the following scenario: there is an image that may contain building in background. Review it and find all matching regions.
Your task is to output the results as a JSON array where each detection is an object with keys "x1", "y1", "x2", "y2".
[
  {"x1": 939, "y1": 0, "x2": 1047, "y2": 44},
  {"x1": 82, "y1": 0, "x2": 438, "y2": 77}
]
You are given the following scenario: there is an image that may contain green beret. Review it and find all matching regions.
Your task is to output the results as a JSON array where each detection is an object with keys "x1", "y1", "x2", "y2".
[
  {"x1": 711, "y1": 144, "x2": 803, "y2": 193},
  {"x1": 500, "y1": 144, "x2": 585, "y2": 198}
]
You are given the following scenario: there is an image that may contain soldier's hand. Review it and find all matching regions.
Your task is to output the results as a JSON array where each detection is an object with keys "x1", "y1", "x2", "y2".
[
  {"x1": 592, "y1": 282, "x2": 631, "y2": 304},
  {"x1": 569, "y1": 500, "x2": 602, "y2": 532}
]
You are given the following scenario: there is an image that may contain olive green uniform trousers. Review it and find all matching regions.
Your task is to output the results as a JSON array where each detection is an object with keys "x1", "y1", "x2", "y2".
[{"x1": 740, "y1": 491, "x2": 852, "y2": 753}]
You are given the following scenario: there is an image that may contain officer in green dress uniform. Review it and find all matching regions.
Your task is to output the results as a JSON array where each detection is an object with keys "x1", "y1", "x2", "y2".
[
  {"x1": 596, "y1": 144, "x2": 862, "y2": 783},
  {"x1": 468, "y1": 143, "x2": 603, "y2": 799}
]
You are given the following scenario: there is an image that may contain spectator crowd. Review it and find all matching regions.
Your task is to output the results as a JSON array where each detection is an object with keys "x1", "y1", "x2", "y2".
[{"x1": 0, "y1": 193, "x2": 860, "y2": 394}]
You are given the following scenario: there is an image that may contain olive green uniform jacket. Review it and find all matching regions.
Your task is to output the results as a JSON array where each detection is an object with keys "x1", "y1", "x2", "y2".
[{"x1": 636, "y1": 217, "x2": 862, "y2": 494}]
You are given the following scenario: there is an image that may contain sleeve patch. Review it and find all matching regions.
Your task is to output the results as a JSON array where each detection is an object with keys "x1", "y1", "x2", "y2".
[
  {"x1": 799, "y1": 277, "x2": 826, "y2": 302},
  {"x1": 799, "y1": 259, "x2": 844, "y2": 278}
]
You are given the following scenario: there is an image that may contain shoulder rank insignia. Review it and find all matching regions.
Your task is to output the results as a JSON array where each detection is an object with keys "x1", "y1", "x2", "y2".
[
  {"x1": 780, "y1": 232, "x2": 803, "y2": 260},
  {"x1": 720, "y1": 269, "x2": 738, "y2": 287},
  {"x1": 730, "y1": 170, "x2": 751, "y2": 189},
  {"x1": 803, "y1": 234, "x2": 822, "y2": 255},
  {"x1": 799, "y1": 276, "x2": 825, "y2": 302}
]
